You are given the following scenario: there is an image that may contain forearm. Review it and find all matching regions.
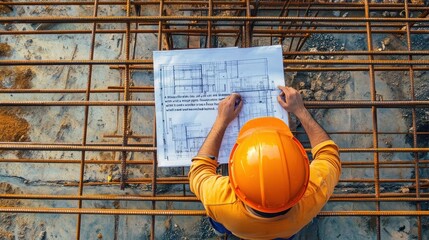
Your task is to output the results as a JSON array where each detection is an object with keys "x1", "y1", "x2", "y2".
[
  {"x1": 294, "y1": 108, "x2": 330, "y2": 148},
  {"x1": 190, "y1": 120, "x2": 226, "y2": 199},
  {"x1": 197, "y1": 119, "x2": 228, "y2": 158}
]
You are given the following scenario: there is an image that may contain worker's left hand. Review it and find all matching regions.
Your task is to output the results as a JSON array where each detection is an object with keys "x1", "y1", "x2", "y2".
[{"x1": 215, "y1": 93, "x2": 243, "y2": 127}]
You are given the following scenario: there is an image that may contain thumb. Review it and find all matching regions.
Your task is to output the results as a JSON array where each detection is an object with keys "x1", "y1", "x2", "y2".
[{"x1": 277, "y1": 94, "x2": 288, "y2": 108}]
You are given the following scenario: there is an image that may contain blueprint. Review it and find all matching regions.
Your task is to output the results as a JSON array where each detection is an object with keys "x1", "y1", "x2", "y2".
[{"x1": 153, "y1": 46, "x2": 288, "y2": 167}]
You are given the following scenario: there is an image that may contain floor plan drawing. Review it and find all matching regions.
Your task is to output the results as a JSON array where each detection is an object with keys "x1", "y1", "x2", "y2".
[{"x1": 154, "y1": 46, "x2": 288, "y2": 167}]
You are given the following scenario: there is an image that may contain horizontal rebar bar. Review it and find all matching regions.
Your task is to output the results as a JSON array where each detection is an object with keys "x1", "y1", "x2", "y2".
[
  {"x1": 339, "y1": 179, "x2": 428, "y2": 183},
  {"x1": 333, "y1": 193, "x2": 429, "y2": 198},
  {"x1": 0, "y1": 144, "x2": 156, "y2": 152},
  {"x1": 1, "y1": 100, "x2": 427, "y2": 108},
  {"x1": 1, "y1": 207, "x2": 428, "y2": 216},
  {"x1": 0, "y1": 1, "x2": 424, "y2": 7},
  {"x1": 328, "y1": 197, "x2": 429, "y2": 202},
  {"x1": 1, "y1": 16, "x2": 429, "y2": 24},
  {"x1": 4, "y1": 192, "x2": 429, "y2": 201},
  {"x1": 294, "y1": 131, "x2": 429, "y2": 136},
  {"x1": 180, "y1": 6, "x2": 426, "y2": 11},
  {"x1": 0, "y1": 143, "x2": 427, "y2": 152},
  {"x1": 2, "y1": 194, "x2": 429, "y2": 203},
  {"x1": 0, "y1": 88, "x2": 153, "y2": 94},
  {"x1": 318, "y1": 211, "x2": 429, "y2": 216},
  {"x1": 344, "y1": 165, "x2": 429, "y2": 169},
  {"x1": 284, "y1": 50, "x2": 429, "y2": 56},
  {"x1": 112, "y1": 65, "x2": 429, "y2": 72},
  {"x1": 2, "y1": 59, "x2": 429, "y2": 66},
  {"x1": 4, "y1": 28, "x2": 429, "y2": 36},
  {"x1": 0, "y1": 100, "x2": 155, "y2": 106},
  {"x1": 57, "y1": 178, "x2": 429, "y2": 187},
  {"x1": 2, "y1": 158, "x2": 428, "y2": 167},
  {"x1": 0, "y1": 194, "x2": 197, "y2": 201},
  {"x1": 342, "y1": 160, "x2": 429, "y2": 165},
  {"x1": 0, "y1": 207, "x2": 207, "y2": 215},
  {"x1": 0, "y1": 159, "x2": 154, "y2": 164}
]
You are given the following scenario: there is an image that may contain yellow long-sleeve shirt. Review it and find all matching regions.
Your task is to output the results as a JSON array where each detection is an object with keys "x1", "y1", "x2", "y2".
[{"x1": 188, "y1": 140, "x2": 341, "y2": 240}]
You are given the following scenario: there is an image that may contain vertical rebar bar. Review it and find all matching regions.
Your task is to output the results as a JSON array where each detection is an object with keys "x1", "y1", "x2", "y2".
[
  {"x1": 76, "y1": 0, "x2": 99, "y2": 239},
  {"x1": 277, "y1": 0, "x2": 291, "y2": 47},
  {"x1": 120, "y1": 0, "x2": 132, "y2": 191},
  {"x1": 245, "y1": 0, "x2": 251, "y2": 47},
  {"x1": 152, "y1": 1, "x2": 165, "y2": 238},
  {"x1": 157, "y1": 0, "x2": 165, "y2": 50},
  {"x1": 207, "y1": 0, "x2": 213, "y2": 47},
  {"x1": 403, "y1": 1, "x2": 422, "y2": 239},
  {"x1": 151, "y1": 114, "x2": 158, "y2": 240},
  {"x1": 364, "y1": 1, "x2": 381, "y2": 239}
]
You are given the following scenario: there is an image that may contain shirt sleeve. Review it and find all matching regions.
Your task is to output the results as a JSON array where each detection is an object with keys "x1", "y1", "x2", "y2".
[
  {"x1": 308, "y1": 139, "x2": 342, "y2": 198},
  {"x1": 188, "y1": 155, "x2": 220, "y2": 203}
]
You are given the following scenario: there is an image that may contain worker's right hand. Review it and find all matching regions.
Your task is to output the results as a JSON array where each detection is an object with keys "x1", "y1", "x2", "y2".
[
  {"x1": 215, "y1": 93, "x2": 243, "y2": 127},
  {"x1": 277, "y1": 86, "x2": 306, "y2": 115}
]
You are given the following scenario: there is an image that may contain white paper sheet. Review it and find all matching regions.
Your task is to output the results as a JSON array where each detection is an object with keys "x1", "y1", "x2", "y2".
[{"x1": 153, "y1": 45, "x2": 288, "y2": 167}]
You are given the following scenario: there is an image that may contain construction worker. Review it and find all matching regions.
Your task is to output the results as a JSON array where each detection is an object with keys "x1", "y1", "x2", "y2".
[{"x1": 188, "y1": 86, "x2": 341, "y2": 239}]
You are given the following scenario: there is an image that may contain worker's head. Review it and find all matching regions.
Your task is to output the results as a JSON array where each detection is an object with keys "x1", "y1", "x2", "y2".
[{"x1": 228, "y1": 117, "x2": 309, "y2": 214}]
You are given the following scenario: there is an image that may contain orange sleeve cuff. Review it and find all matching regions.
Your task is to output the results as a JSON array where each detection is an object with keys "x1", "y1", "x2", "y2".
[{"x1": 311, "y1": 140, "x2": 339, "y2": 158}]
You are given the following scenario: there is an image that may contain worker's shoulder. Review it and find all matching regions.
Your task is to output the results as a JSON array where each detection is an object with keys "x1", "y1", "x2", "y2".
[
  {"x1": 201, "y1": 177, "x2": 239, "y2": 206},
  {"x1": 310, "y1": 139, "x2": 341, "y2": 170}
]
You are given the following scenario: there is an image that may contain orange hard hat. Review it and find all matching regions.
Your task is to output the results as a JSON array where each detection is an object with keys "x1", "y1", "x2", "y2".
[{"x1": 228, "y1": 117, "x2": 309, "y2": 213}]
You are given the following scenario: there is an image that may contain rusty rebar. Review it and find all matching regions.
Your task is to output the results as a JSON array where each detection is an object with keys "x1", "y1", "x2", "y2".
[
  {"x1": 0, "y1": 158, "x2": 154, "y2": 164},
  {"x1": 0, "y1": 1, "x2": 425, "y2": 8},
  {"x1": 54, "y1": 177, "x2": 429, "y2": 187},
  {"x1": 0, "y1": 88, "x2": 153, "y2": 93},
  {"x1": 363, "y1": 1, "x2": 381, "y2": 239},
  {"x1": 119, "y1": 0, "x2": 132, "y2": 191},
  {"x1": 403, "y1": 1, "x2": 423, "y2": 238},
  {"x1": 3, "y1": 59, "x2": 429, "y2": 66},
  {"x1": 3, "y1": 158, "x2": 429, "y2": 170},
  {"x1": 1, "y1": 100, "x2": 428, "y2": 108},
  {"x1": 2, "y1": 16, "x2": 429, "y2": 24},
  {"x1": 1, "y1": 207, "x2": 429, "y2": 217},
  {"x1": 4, "y1": 193, "x2": 429, "y2": 203},
  {"x1": 75, "y1": 0, "x2": 100, "y2": 238},
  {"x1": 0, "y1": 143, "x2": 428, "y2": 152},
  {"x1": 111, "y1": 65, "x2": 429, "y2": 72},
  {"x1": 4, "y1": 27, "x2": 429, "y2": 36},
  {"x1": 0, "y1": 207, "x2": 207, "y2": 215}
]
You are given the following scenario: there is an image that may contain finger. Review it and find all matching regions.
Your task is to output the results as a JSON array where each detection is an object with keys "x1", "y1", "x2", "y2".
[
  {"x1": 279, "y1": 91, "x2": 286, "y2": 102},
  {"x1": 278, "y1": 86, "x2": 294, "y2": 98},
  {"x1": 234, "y1": 99, "x2": 244, "y2": 114},
  {"x1": 230, "y1": 93, "x2": 241, "y2": 100},
  {"x1": 282, "y1": 86, "x2": 293, "y2": 93},
  {"x1": 277, "y1": 85, "x2": 287, "y2": 93},
  {"x1": 277, "y1": 94, "x2": 287, "y2": 108},
  {"x1": 229, "y1": 93, "x2": 241, "y2": 104}
]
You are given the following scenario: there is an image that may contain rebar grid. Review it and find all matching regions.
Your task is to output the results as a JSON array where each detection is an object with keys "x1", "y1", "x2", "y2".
[{"x1": 0, "y1": 0, "x2": 428, "y2": 239}]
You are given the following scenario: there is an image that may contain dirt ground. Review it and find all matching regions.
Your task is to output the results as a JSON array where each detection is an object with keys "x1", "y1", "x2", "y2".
[
  {"x1": 0, "y1": 67, "x2": 34, "y2": 89},
  {"x1": 0, "y1": 107, "x2": 30, "y2": 142},
  {"x1": 0, "y1": 43, "x2": 12, "y2": 57}
]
